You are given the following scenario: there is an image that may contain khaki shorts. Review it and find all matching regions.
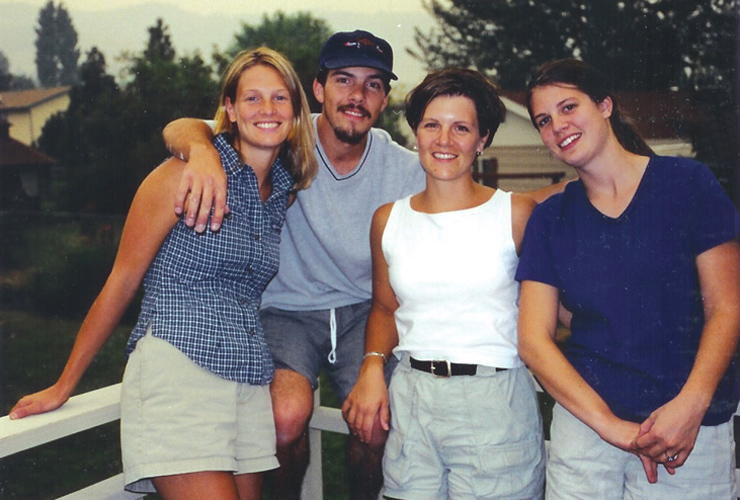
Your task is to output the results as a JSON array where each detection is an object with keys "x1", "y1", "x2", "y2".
[
  {"x1": 547, "y1": 403, "x2": 736, "y2": 500},
  {"x1": 383, "y1": 357, "x2": 545, "y2": 500},
  {"x1": 120, "y1": 331, "x2": 278, "y2": 493}
]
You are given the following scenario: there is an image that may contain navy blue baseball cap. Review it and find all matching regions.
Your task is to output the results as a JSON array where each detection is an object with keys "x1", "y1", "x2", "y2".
[{"x1": 318, "y1": 30, "x2": 398, "y2": 80}]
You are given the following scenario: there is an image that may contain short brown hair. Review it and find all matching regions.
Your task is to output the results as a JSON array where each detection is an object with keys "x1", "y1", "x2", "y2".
[{"x1": 405, "y1": 68, "x2": 506, "y2": 149}]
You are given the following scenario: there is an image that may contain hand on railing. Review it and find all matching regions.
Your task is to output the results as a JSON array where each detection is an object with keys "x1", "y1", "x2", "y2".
[{"x1": 9, "y1": 384, "x2": 70, "y2": 420}]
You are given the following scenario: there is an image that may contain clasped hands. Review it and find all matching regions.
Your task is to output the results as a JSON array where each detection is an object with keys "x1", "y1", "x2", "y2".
[{"x1": 616, "y1": 396, "x2": 703, "y2": 484}]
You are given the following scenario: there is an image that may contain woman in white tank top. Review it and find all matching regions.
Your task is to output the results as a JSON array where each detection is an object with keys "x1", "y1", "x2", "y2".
[{"x1": 343, "y1": 68, "x2": 546, "y2": 499}]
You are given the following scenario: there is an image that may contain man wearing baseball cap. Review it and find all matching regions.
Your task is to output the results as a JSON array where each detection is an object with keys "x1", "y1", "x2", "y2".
[
  {"x1": 163, "y1": 30, "x2": 425, "y2": 500},
  {"x1": 318, "y1": 29, "x2": 397, "y2": 78}
]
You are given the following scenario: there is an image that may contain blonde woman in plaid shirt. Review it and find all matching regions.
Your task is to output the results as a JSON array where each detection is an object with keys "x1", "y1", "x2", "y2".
[{"x1": 9, "y1": 47, "x2": 317, "y2": 500}]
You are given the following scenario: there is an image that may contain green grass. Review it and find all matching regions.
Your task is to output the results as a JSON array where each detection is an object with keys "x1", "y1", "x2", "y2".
[
  {"x1": 0, "y1": 310, "x2": 131, "y2": 415},
  {"x1": 0, "y1": 310, "x2": 131, "y2": 500}
]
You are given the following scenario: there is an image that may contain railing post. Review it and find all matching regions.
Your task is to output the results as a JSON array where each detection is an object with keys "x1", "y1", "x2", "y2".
[
  {"x1": 301, "y1": 385, "x2": 323, "y2": 500},
  {"x1": 472, "y1": 158, "x2": 500, "y2": 187}
]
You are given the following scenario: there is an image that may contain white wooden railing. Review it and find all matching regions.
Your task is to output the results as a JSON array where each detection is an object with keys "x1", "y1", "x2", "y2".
[
  {"x1": 1, "y1": 385, "x2": 140, "y2": 500},
  {"x1": 2, "y1": 384, "x2": 739, "y2": 499},
  {"x1": 0, "y1": 384, "x2": 346, "y2": 500}
]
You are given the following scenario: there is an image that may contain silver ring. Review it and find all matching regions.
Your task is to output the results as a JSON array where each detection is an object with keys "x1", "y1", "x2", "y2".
[{"x1": 666, "y1": 452, "x2": 678, "y2": 462}]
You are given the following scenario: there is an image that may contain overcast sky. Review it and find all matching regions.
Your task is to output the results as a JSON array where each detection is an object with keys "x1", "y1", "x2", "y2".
[
  {"x1": 2, "y1": 0, "x2": 434, "y2": 87},
  {"x1": 16, "y1": 0, "x2": 428, "y2": 14}
]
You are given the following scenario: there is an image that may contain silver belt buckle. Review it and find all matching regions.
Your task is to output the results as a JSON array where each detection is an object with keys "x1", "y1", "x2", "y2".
[{"x1": 430, "y1": 359, "x2": 452, "y2": 378}]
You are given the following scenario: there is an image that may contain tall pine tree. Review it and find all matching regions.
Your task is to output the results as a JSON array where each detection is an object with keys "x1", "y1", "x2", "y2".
[
  {"x1": 55, "y1": 5, "x2": 80, "y2": 86},
  {"x1": 0, "y1": 52, "x2": 13, "y2": 91},
  {"x1": 34, "y1": 1, "x2": 80, "y2": 87},
  {"x1": 35, "y1": 2, "x2": 58, "y2": 87}
]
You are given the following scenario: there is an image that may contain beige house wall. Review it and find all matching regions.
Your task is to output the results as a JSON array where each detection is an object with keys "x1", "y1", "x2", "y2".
[
  {"x1": 483, "y1": 139, "x2": 694, "y2": 193},
  {"x1": 492, "y1": 98, "x2": 543, "y2": 147},
  {"x1": 479, "y1": 98, "x2": 694, "y2": 192},
  {"x1": 6, "y1": 93, "x2": 70, "y2": 146}
]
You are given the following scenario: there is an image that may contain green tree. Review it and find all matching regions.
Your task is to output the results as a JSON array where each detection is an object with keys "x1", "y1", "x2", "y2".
[
  {"x1": 0, "y1": 52, "x2": 13, "y2": 90},
  {"x1": 39, "y1": 47, "x2": 129, "y2": 212},
  {"x1": 76, "y1": 47, "x2": 118, "y2": 108},
  {"x1": 8, "y1": 75, "x2": 36, "y2": 90},
  {"x1": 55, "y1": 4, "x2": 81, "y2": 86},
  {"x1": 226, "y1": 11, "x2": 332, "y2": 112},
  {"x1": 412, "y1": 0, "x2": 740, "y2": 202},
  {"x1": 410, "y1": 0, "x2": 731, "y2": 91},
  {"x1": 142, "y1": 18, "x2": 176, "y2": 62},
  {"x1": 34, "y1": 1, "x2": 80, "y2": 87},
  {"x1": 127, "y1": 18, "x2": 216, "y2": 123},
  {"x1": 39, "y1": 19, "x2": 219, "y2": 214},
  {"x1": 125, "y1": 19, "x2": 218, "y2": 185},
  {"x1": 34, "y1": 1, "x2": 57, "y2": 87}
]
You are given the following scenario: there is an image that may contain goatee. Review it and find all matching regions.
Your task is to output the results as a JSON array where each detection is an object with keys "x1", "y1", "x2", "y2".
[{"x1": 333, "y1": 126, "x2": 366, "y2": 145}]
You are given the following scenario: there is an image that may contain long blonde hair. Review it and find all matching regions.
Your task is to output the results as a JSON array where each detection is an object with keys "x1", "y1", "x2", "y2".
[{"x1": 214, "y1": 47, "x2": 317, "y2": 190}]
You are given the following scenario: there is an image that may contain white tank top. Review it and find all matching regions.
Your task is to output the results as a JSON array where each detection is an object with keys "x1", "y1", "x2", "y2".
[{"x1": 382, "y1": 190, "x2": 523, "y2": 368}]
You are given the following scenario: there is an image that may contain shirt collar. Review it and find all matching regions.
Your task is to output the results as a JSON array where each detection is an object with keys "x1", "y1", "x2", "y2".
[{"x1": 213, "y1": 133, "x2": 295, "y2": 196}]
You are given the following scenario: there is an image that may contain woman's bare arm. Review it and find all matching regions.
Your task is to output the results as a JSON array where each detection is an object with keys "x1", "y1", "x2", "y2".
[
  {"x1": 9, "y1": 160, "x2": 183, "y2": 419},
  {"x1": 342, "y1": 203, "x2": 400, "y2": 443}
]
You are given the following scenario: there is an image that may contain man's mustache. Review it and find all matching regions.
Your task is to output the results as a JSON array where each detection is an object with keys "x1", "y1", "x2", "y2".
[{"x1": 337, "y1": 104, "x2": 371, "y2": 118}]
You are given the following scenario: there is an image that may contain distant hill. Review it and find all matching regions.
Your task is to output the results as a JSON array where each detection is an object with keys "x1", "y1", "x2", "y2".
[{"x1": 0, "y1": 1, "x2": 432, "y2": 88}]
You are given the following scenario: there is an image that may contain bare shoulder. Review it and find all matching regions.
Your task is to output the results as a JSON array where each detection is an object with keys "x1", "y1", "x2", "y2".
[
  {"x1": 149, "y1": 156, "x2": 187, "y2": 182},
  {"x1": 511, "y1": 192, "x2": 537, "y2": 252},
  {"x1": 524, "y1": 179, "x2": 572, "y2": 204},
  {"x1": 129, "y1": 157, "x2": 187, "y2": 228},
  {"x1": 373, "y1": 202, "x2": 395, "y2": 226},
  {"x1": 370, "y1": 202, "x2": 396, "y2": 243},
  {"x1": 511, "y1": 192, "x2": 537, "y2": 220},
  {"x1": 138, "y1": 157, "x2": 187, "y2": 195}
]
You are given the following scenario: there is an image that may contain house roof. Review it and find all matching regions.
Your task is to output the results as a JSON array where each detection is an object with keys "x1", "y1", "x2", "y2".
[
  {"x1": 0, "y1": 86, "x2": 71, "y2": 112},
  {"x1": 0, "y1": 120, "x2": 56, "y2": 166},
  {"x1": 501, "y1": 90, "x2": 696, "y2": 141}
]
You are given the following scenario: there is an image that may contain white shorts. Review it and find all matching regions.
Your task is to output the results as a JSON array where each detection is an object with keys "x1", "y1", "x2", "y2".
[
  {"x1": 547, "y1": 403, "x2": 736, "y2": 500},
  {"x1": 120, "y1": 331, "x2": 278, "y2": 493}
]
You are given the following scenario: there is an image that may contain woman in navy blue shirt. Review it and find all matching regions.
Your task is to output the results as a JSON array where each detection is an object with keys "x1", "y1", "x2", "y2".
[
  {"x1": 9, "y1": 48, "x2": 317, "y2": 500},
  {"x1": 516, "y1": 59, "x2": 740, "y2": 499}
]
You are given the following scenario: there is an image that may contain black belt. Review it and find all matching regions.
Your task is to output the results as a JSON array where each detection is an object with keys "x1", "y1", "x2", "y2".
[{"x1": 409, "y1": 357, "x2": 507, "y2": 377}]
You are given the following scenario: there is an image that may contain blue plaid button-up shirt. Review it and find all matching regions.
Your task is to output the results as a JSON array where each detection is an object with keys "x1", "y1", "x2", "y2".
[{"x1": 125, "y1": 134, "x2": 294, "y2": 384}]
